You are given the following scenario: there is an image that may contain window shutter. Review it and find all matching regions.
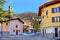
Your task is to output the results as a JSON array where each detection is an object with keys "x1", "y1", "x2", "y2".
[
  {"x1": 52, "y1": 8, "x2": 54, "y2": 13},
  {"x1": 52, "y1": 17, "x2": 54, "y2": 22},
  {"x1": 59, "y1": 6, "x2": 60, "y2": 12},
  {"x1": 46, "y1": 10, "x2": 48, "y2": 15},
  {"x1": 59, "y1": 16, "x2": 60, "y2": 22}
]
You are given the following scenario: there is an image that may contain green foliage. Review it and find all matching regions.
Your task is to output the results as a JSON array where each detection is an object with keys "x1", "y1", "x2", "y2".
[
  {"x1": 0, "y1": 0, "x2": 9, "y2": 23},
  {"x1": 0, "y1": 17, "x2": 3, "y2": 23},
  {"x1": 32, "y1": 18, "x2": 40, "y2": 32}
]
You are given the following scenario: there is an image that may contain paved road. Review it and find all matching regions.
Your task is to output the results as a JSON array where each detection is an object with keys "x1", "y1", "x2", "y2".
[{"x1": 0, "y1": 35, "x2": 55, "y2": 40}]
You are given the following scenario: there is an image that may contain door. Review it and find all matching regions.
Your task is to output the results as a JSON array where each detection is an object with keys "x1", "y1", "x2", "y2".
[
  {"x1": 16, "y1": 30, "x2": 18, "y2": 35},
  {"x1": 55, "y1": 28, "x2": 58, "y2": 37},
  {"x1": 42, "y1": 29, "x2": 44, "y2": 35}
]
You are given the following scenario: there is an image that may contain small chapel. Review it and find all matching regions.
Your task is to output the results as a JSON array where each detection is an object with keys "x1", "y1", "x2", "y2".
[{"x1": 0, "y1": 5, "x2": 24, "y2": 37}]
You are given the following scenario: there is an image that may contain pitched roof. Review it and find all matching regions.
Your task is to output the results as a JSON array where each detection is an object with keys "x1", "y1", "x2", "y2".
[
  {"x1": 2, "y1": 18, "x2": 24, "y2": 24},
  {"x1": 38, "y1": 0, "x2": 60, "y2": 16}
]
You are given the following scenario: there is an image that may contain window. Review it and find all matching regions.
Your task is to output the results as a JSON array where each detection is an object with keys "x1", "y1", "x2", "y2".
[
  {"x1": 52, "y1": 8, "x2": 57, "y2": 13},
  {"x1": 56, "y1": 7, "x2": 59, "y2": 12},
  {"x1": 46, "y1": 10, "x2": 48, "y2": 15},
  {"x1": 56, "y1": 17, "x2": 59, "y2": 22},
  {"x1": 16, "y1": 25, "x2": 18, "y2": 28},
  {"x1": 6, "y1": 23, "x2": 8, "y2": 25},
  {"x1": 52, "y1": 16, "x2": 60, "y2": 22},
  {"x1": 52, "y1": 7, "x2": 60, "y2": 13},
  {"x1": 19, "y1": 30, "x2": 20, "y2": 32},
  {"x1": 59, "y1": 7, "x2": 60, "y2": 12},
  {"x1": 59, "y1": 16, "x2": 60, "y2": 21},
  {"x1": 52, "y1": 17, "x2": 55, "y2": 22},
  {"x1": 54, "y1": 17, "x2": 56, "y2": 22},
  {"x1": 13, "y1": 30, "x2": 15, "y2": 32}
]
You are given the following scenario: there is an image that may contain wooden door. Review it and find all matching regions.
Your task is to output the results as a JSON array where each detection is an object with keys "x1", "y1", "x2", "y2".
[
  {"x1": 16, "y1": 30, "x2": 18, "y2": 35},
  {"x1": 55, "y1": 28, "x2": 58, "y2": 37}
]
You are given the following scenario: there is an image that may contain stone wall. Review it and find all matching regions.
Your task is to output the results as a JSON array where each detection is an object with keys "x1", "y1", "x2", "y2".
[{"x1": 1, "y1": 31, "x2": 10, "y2": 37}]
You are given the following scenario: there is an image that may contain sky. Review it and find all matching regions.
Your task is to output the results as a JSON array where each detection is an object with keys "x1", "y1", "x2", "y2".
[{"x1": 4, "y1": 0, "x2": 51, "y2": 14}]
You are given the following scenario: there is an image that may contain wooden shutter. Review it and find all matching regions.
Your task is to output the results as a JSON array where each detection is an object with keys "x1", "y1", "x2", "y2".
[
  {"x1": 46, "y1": 10, "x2": 48, "y2": 15},
  {"x1": 52, "y1": 17, "x2": 55, "y2": 22},
  {"x1": 59, "y1": 16, "x2": 60, "y2": 22},
  {"x1": 52, "y1": 8, "x2": 54, "y2": 13},
  {"x1": 59, "y1": 6, "x2": 60, "y2": 12}
]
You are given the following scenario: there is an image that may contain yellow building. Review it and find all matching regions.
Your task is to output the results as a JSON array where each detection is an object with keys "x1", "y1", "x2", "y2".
[{"x1": 38, "y1": 0, "x2": 60, "y2": 38}]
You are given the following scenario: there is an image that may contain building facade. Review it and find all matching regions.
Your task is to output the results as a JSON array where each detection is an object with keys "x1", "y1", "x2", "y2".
[
  {"x1": 1, "y1": 18, "x2": 24, "y2": 37},
  {"x1": 38, "y1": 0, "x2": 60, "y2": 38},
  {"x1": 23, "y1": 20, "x2": 32, "y2": 33},
  {"x1": 0, "y1": 5, "x2": 24, "y2": 37}
]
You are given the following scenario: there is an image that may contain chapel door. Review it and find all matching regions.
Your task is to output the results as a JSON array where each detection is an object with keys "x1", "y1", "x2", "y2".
[{"x1": 16, "y1": 30, "x2": 18, "y2": 35}]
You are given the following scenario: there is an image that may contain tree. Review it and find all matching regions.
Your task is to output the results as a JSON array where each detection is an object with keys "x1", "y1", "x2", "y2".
[
  {"x1": 0, "y1": 0, "x2": 8, "y2": 23},
  {"x1": 32, "y1": 18, "x2": 40, "y2": 32}
]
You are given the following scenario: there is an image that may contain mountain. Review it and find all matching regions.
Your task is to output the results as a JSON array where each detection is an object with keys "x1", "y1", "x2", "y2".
[{"x1": 14, "y1": 12, "x2": 38, "y2": 22}]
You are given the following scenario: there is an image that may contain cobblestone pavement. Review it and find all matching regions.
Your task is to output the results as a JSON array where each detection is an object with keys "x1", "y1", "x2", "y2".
[{"x1": 0, "y1": 35, "x2": 55, "y2": 40}]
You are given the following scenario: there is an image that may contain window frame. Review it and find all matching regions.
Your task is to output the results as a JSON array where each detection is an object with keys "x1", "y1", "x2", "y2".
[
  {"x1": 52, "y1": 16, "x2": 60, "y2": 22},
  {"x1": 52, "y1": 6, "x2": 60, "y2": 13}
]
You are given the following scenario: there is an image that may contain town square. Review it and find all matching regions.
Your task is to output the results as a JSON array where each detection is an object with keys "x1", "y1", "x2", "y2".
[{"x1": 0, "y1": 0, "x2": 60, "y2": 40}]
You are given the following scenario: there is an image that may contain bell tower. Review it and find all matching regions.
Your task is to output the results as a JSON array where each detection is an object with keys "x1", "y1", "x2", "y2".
[{"x1": 8, "y1": 5, "x2": 13, "y2": 18}]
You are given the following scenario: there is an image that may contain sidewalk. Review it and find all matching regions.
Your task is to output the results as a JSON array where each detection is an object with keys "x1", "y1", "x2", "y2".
[{"x1": 0, "y1": 35, "x2": 55, "y2": 40}]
